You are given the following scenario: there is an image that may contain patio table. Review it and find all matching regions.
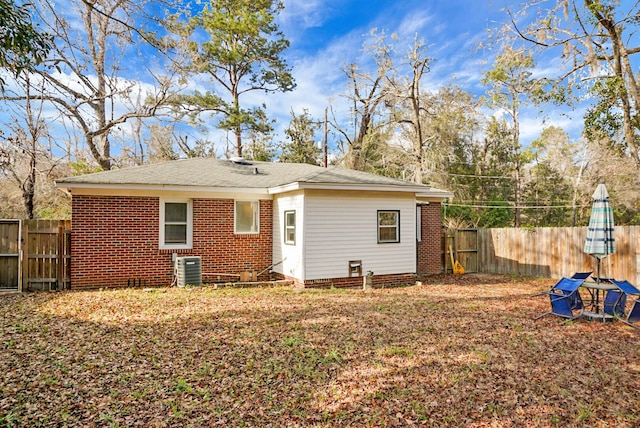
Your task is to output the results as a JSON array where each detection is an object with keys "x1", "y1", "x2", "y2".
[{"x1": 580, "y1": 281, "x2": 616, "y2": 321}]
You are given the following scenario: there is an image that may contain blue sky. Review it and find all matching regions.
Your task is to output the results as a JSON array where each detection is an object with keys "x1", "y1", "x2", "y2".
[
  {"x1": 10, "y1": 0, "x2": 589, "y2": 161},
  {"x1": 224, "y1": 0, "x2": 585, "y2": 155}
]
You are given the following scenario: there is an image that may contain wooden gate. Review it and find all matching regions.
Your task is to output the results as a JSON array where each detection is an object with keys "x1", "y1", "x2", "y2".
[
  {"x1": 23, "y1": 220, "x2": 71, "y2": 291},
  {"x1": 445, "y1": 228, "x2": 478, "y2": 274},
  {"x1": 0, "y1": 220, "x2": 71, "y2": 292},
  {"x1": 0, "y1": 220, "x2": 21, "y2": 291}
]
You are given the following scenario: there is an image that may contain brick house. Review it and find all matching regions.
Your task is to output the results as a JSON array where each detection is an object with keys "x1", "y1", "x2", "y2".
[{"x1": 56, "y1": 158, "x2": 452, "y2": 289}]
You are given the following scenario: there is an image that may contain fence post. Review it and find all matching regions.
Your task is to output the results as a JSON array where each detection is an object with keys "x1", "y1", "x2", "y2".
[
  {"x1": 20, "y1": 221, "x2": 27, "y2": 292},
  {"x1": 57, "y1": 222, "x2": 64, "y2": 291}
]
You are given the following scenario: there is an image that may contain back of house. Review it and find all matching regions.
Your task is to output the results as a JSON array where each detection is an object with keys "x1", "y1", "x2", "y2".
[{"x1": 56, "y1": 158, "x2": 452, "y2": 288}]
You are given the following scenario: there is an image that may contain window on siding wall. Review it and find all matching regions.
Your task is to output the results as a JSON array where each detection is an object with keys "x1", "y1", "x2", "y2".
[
  {"x1": 284, "y1": 210, "x2": 295, "y2": 244},
  {"x1": 235, "y1": 200, "x2": 260, "y2": 233},
  {"x1": 160, "y1": 200, "x2": 192, "y2": 249},
  {"x1": 378, "y1": 210, "x2": 400, "y2": 243}
]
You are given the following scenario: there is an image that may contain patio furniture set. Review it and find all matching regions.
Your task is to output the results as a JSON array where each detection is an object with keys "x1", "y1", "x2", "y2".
[
  {"x1": 534, "y1": 271, "x2": 640, "y2": 328},
  {"x1": 534, "y1": 183, "x2": 640, "y2": 328}
]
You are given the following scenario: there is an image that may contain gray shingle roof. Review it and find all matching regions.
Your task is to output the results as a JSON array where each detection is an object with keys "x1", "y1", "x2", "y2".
[{"x1": 56, "y1": 158, "x2": 452, "y2": 197}]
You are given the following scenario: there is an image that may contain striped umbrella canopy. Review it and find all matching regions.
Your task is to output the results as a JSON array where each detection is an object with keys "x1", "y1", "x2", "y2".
[{"x1": 584, "y1": 183, "x2": 616, "y2": 259}]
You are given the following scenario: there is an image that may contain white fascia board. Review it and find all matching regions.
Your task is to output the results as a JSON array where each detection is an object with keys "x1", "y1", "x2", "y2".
[
  {"x1": 416, "y1": 190, "x2": 454, "y2": 201},
  {"x1": 267, "y1": 182, "x2": 302, "y2": 194},
  {"x1": 268, "y1": 182, "x2": 431, "y2": 195},
  {"x1": 55, "y1": 182, "x2": 270, "y2": 195}
]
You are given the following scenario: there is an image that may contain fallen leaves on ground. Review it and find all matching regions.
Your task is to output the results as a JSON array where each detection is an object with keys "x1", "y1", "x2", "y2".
[{"x1": 1, "y1": 274, "x2": 639, "y2": 427}]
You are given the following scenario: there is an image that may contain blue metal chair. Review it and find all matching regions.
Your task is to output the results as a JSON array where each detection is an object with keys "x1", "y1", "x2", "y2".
[
  {"x1": 603, "y1": 290, "x2": 626, "y2": 317},
  {"x1": 610, "y1": 279, "x2": 640, "y2": 295},
  {"x1": 535, "y1": 277, "x2": 586, "y2": 320},
  {"x1": 626, "y1": 302, "x2": 640, "y2": 327},
  {"x1": 609, "y1": 280, "x2": 640, "y2": 328},
  {"x1": 571, "y1": 272, "x2": 592, "y2": 280},
  {"x1": 566, "y1": 272, "x2": 592, "y2": 309}
]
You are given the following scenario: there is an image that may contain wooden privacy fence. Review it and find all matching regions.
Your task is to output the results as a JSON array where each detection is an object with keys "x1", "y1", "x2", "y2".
[
  {"x1": 0, "y1": 219, "x2": 71, "y2": 292},
  {"x1": 444, "y1": 229, "x2": 478, "y2": 274},
  {"x1": 4, "y1": 221, "x2": 639, "y2": 291},
  {"x1": 477, "y1": 226, "x2": 640, "y2": 284}
]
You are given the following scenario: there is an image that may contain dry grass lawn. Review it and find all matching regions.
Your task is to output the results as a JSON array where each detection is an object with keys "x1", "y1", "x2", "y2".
[{"x1": 1, "y1": 274, "x2": 639, "y2": 427}]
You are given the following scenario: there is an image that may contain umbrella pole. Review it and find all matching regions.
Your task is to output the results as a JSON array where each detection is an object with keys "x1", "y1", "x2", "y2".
[{"x1": 596, "y1": 257, "x2": 601, "y2": 283}]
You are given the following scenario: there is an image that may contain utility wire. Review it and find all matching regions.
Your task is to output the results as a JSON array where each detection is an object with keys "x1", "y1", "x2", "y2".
[
  {"x1": 452, "y1": 199, "x2": 590, "y2": 204},
  {"x1": 446, "y1": 172, "x2": 515, "y2": 179},
  {"x1": 444, "y1": 203, "x2": 591, "y2": 209}
]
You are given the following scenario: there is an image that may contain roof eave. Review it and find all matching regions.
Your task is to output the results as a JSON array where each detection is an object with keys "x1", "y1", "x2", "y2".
[
  {"x1": 54, "y1": 181, "x2": 270, "y2": 195},
  {"x1": 268, "y1": 182, "x2": 441, "y2": 195},
  {"x1": 55, "y1": 180, "x2": 452, "y2": 200},
  {"x1": 416, "y1": 190, "x2": 454, "y2": 201}
]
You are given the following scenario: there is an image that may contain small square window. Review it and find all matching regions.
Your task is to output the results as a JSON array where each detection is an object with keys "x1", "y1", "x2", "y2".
[
  {"x1": 284, "y1": 210, "x2": 296, "y2": 245},
  {"x1": 236, "y1": 201, "x2": 259, "y2": 234},
  {"x1": 378, "y1": 210, "x2": 400, "y2": 243}
]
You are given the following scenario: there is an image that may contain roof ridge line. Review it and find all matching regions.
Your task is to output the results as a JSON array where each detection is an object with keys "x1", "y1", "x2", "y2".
[{"x1": 294, "y1": 165, "x2": 336, "y2": 182}]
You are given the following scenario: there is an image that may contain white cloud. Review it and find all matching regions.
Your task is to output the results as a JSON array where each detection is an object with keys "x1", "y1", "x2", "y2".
[
  {"x1": 247, "y1": 35, "x2": 358, "y2": 147},
  {"x1": 280, "y1": 0, "x2": 328, "y2": 30},
  {"x1": 395, "y1": 10, "x2": 434, "y2": 38}
]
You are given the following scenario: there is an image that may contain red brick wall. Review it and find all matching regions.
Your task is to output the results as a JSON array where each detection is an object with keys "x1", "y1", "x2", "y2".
[
  {"x1": 192, "y1": 199, "x2": 272, "y2": 282},
  {"x1": 417, "y1": 202, "x2": 444, "y2": 275},
  {"x1": 70, "y1": 196, "x2": 273, "y2": 289},
  {"x1": 274, "y1": 272, "x2": 416, "y2": 289}
]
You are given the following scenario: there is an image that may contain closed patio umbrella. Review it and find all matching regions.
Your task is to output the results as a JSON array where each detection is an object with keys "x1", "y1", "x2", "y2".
[{"x1": 584, "y1": 183, "x2": 616, "y2": 281}]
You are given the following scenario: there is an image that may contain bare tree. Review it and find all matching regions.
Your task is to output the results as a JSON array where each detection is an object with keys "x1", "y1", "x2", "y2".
[
  {"x1": 332, "y1": 30, "x2": 394, "y2": 171},
  {"x1": 2, "y1": 0, "x2": 178, "y2": 171},
  {"x1": 0, "y1": 74, "x2": 61, "y2": 218}
]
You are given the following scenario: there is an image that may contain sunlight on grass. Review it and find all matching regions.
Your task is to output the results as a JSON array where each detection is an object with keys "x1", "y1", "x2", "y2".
[{"x1": 1, "y1": 275, "x2": 638, "y2": 426}]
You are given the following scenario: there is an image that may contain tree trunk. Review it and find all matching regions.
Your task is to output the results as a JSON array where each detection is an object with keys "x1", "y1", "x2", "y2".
[
  {"x1": 512, "y1": 104, "x2": 521, "y2": 228},
  {"x1": 585, "y1": 0, "x2": 638, "y2": 158}
]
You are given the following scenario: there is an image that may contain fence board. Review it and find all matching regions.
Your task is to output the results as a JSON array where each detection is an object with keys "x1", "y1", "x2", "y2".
[{"x1": 478, "y1": 226, "x2": 640, "y2": 284}]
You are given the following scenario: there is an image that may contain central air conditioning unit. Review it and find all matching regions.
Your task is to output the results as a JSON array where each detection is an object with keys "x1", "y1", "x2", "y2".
[{"x1": 175, "y1": 256, "x2": 202, "y2": 288}]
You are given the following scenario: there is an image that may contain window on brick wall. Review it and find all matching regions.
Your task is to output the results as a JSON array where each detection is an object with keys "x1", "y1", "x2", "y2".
[
  {"x1": 159, "y1": 199, "x2": 193, "y2": 249},
  {"x1": 235, "y1": 200, "x2": 259, "y2": 234},
  {"x1": 377, "y1": 210, "x2": 400, "y2": 243},
  {"x1": 284, "y1": 210, "x2": 295, "y2": 244}
]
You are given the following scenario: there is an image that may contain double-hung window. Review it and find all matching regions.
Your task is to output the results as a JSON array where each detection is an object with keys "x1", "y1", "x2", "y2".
[
  {"x1": 235, "y1": 200, "x2": 260, "y2": 234},
  {"x1": 284, "y1": 210, "x2": 296, "y2": 245},
  {"x1": 160, "y1": 199, "x2": 193, "y2": 249},
  {"x1": 377, "y1": 210, "x2": 400, "y2": 243}
]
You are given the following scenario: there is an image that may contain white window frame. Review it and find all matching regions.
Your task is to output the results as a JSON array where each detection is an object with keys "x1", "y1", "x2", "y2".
[
  {"x1": 235, "y1": 200, "x2": 260, "y2": 234},
  {"x1": 377, "y1": 210, "x2": 400, "y2": 244},
  {"x1": 284, "y1": 210, "x2": 296, "y2": 245},
  {"x1": 159, "y1": 199, "x2": 193, "y2": 250}
]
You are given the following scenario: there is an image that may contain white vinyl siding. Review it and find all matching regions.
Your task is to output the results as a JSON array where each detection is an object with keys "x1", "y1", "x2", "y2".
[
  {"x1": 304, "y1": 190, "x2": 416, "y2": 280},
  {"x1": 272, "y1": 192, "x2": 305, "y2": 280}
]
